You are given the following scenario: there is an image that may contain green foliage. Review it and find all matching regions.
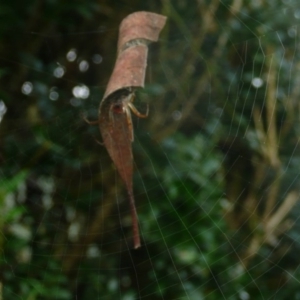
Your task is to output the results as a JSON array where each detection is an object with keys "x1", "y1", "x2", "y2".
[{"x1": 1, "y1": 0, "x2": 300, "y2": 299}]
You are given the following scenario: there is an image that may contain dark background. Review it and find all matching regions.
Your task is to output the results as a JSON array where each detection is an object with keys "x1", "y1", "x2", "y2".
[{"x1": 1, "y1": 0, "x2": 300, "y2": 299}]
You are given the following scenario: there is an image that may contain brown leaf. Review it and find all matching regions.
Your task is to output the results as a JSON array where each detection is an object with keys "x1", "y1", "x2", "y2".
[{"x1": 98, "y1": 12, "x2": 167, "y2": 249}]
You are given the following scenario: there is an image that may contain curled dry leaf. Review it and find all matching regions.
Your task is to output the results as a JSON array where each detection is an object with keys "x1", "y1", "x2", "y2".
[{"x1": 98, "y1": 12, "x2": 167, "y2": 249}]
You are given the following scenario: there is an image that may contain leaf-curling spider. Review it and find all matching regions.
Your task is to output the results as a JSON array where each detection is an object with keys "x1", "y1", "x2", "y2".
[{"x1": 109, "y1": 91, "x2": 148, "y2": 142}]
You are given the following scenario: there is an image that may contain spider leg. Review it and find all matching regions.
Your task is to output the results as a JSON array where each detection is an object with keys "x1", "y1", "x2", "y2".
[
  {"x1": 109, "y1": 104, "x2": 117, "y2": 134},
  {"x1": 82, "y1": 113, "x2": 100, "y2": 125},
  {"x1": 81, "y1": 113, "x2": 104, "y2": 145},
  {"x1": 128, "y1": 102, "x2": 149, "y2": 118},
  {"x1": 125, "y1": 106, "x2": 134, "y2": 142}
]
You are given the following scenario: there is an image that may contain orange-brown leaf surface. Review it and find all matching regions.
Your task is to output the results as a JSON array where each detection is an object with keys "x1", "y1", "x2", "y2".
[{"x1": 98, "y1": 12, "x2": 167, "y2": 248}]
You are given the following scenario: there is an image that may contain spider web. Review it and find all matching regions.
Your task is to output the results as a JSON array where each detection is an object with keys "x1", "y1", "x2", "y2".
[{"x1": 1, "y1": 1, "x2": 300, "y2": 299}]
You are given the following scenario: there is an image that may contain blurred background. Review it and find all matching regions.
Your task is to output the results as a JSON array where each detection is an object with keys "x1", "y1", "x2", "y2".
[{"x1": 1, "y1": 0, "x2": 300, "y2": 299}]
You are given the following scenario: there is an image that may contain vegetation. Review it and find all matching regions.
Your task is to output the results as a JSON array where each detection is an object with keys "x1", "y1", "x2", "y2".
[{"x1": 1, "y1": 0, "x2": 300, "y2": 299}]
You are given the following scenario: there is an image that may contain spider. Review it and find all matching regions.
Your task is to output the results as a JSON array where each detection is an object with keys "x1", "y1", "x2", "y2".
[{"x1": 109, "y1": 91, "x2": 148, "y2": 142}]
